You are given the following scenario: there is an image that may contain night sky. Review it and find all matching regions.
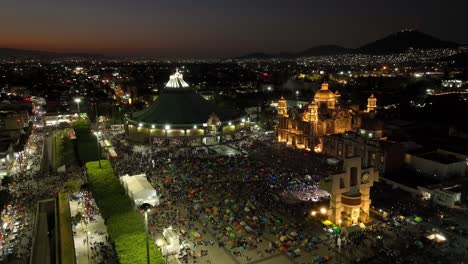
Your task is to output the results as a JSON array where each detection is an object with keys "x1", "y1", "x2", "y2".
[{"x1": 1, "y1": 0, "x2": 467, "y2": 58}]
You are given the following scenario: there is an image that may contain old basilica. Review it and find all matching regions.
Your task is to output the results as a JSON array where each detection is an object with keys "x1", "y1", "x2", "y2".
[{"x1": 277, "y1": 82, "x2": 377, "y2": 151}]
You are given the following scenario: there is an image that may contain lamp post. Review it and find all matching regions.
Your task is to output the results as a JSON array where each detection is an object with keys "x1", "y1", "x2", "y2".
[
  {"x1": 74, "y1": 98, "x2": 82, "y2": 120},
  {"x1": 82, "y1": 219, "x2": 90, "y2": 264},
  {"x1": 164, "y1": 124, "x2": 170, "y2": 138},
  {"x1": 93, "y1": 131, "x2": 102, "y2": 168},
  {"x1": 140, "y1": 203, "x2": 152, "y2": 264}
]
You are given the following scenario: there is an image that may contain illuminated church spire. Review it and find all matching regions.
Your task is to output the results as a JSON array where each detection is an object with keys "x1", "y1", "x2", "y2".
[
  {"x1": 367, "y1": 93, "x2": 377, "y2": 112},
  {"x1": 277, "y1": 96, "x2": 287, "y2": 116}
]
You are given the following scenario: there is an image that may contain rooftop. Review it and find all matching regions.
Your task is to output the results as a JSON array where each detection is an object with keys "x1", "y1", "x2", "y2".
[
  {"x1": 165, "y1": 69, "x2": 189, "y2": 88},
  {"x1": 417, "y1": 151, "x2": 463, "y2": 164},
  {"x1": 129, "y1": 70, "x2": 242, "y2": 126}
]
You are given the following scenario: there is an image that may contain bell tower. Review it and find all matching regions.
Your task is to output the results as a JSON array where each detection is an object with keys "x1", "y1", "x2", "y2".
[
  {"x1": 277, "y1": 96, "x2": 288, "y2": 143},
  {"x1": 278, "y1": 96, "x2": 288, "y2": 116},
  {"x1": 366, "y1": 94, "x2": 377, "y2": 113},
  {"x1": 303, "y1": 102, "x2": 318, "y2": 122},
  {"x1": 334, "y1": 90, "x2": 341, "y2": 106}
]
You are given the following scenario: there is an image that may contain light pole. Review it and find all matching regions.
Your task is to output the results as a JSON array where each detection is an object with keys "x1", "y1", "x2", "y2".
[
  {"x1": 74, "y1": 98, "x2": 82, "y2": 120},
  {"x1": 82, "y1": 219, "x2": 90, "y2": 264},
  {"x1": 164, "y1": 124, "x2": 170, "y2": 138},
  {"x1": 140, "y1": 203, "x2": 152, "y2": 264},
  {"x1": 93, "y1": 131, "x2": 102, "y2": 168}
]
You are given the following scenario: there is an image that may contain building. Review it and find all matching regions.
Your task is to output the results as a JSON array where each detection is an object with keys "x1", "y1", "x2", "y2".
[
  {"x1": 0, "y1": 139, "x2": 15, "y2": 178},
  {"x1": 0, "y1": 110, "x2": 29, "y2": 131},
  {"x1": 125, "y1": 70, "x2": 248, "y2": 144},
  {"x1": 319, "y1": 157, "x2": 379, "y2": 226},
  {"x1": 30, "y1": 193, "x2": 76, "y2": 264},
  {"x1": 405, "y1": 149, "x2": 466, "y2": 178},
  {"x1": 418, "y1": 185, "x2": 462, "y2": 208},
  {"x1": 277, "y1": 83, "x2": 377, "y2": 150},
  {"x1": 322, "y1": 131, "x2": 404, "y2": 175}
]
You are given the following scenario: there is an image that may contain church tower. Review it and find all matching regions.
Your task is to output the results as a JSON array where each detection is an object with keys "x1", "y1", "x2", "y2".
[
  {"x1": 366, "y1": 94, "x2": 377, "y2": 113},
  {"x1": 334, "y1": 90, "x2": 341, "y2": 106},
  {"x1": 302, "y1": 102, "x2": 318, "y2": 122},
  {"x1": 277, "y1": 96, "x2": 288, "y2": 143},
  {"x1": 278, "y1": 96, "x2": 288, "y2": 116}
]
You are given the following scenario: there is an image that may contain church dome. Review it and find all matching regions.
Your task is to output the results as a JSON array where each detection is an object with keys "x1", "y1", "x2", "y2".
[{"x1": 314, "y1": 83, "x2": 335, "y2": 101}]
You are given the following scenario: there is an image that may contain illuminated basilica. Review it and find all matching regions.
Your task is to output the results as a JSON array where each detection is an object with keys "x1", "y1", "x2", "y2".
[
  {"x1": 125, "y1": 70, "x2": 247, "y2": 144},
  {"x1": 277, "y1": 83, "x2": 377, "y2": 151}
]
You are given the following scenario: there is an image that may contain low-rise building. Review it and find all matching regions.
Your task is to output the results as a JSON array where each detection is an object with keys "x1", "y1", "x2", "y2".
[
  {"x1": 322, "y1": 132, "x2": 404, "y2": 175},
  {"x1": 418, "y1": 184, "x2": 462, "y2": 208},
  {"x1": 405, "y1": 149, "x2": 466, "y2": 178},
  {"x1": 0, "y1": 140, "x2": 15, "y2": 178}
]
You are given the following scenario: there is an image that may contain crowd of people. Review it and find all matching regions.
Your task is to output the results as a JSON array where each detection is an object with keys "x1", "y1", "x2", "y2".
[
  {"x1": 0, "y1": 130, "x2": 47, "y2": 262},
  {"x1": 0, "y1": 129, "x2": 83, "y2": 262},
  {"x1": 108, "y1": 130, "x2": 339, "y2": 263},
  {"x1": 70, "y1": 191, "x2": 118, "y2": 264},
  {"x1": 0, "y1": 124, "x2": 108, "y2": 263},
  {"x1": 107, "y1": 129, "x2": 468, "y2": 264},
  {"x1": 2, "y1": 121, "x2": 465, "y2": 264}
]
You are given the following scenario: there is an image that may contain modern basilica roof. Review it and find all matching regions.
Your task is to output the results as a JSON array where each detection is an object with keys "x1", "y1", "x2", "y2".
[
  {"x1": 165, "y1": 69, "x2": 189, "y2": 88},
  {"x1": 128, "y1": 70, "x2": 241, "y2": 126}
]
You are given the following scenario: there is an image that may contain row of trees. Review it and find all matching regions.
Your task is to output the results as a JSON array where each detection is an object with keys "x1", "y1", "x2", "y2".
[
  {"x1": 72, "y1": 120, "x2": 99, "y2": 163},
  {"x1": 86, "y1": 160, "x2": 163, "y2": 264}
]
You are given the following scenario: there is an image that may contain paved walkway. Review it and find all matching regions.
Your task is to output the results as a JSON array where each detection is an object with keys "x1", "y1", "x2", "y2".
[{"x1": 70, "y1": 200, "x2": 109, "y2": 264}]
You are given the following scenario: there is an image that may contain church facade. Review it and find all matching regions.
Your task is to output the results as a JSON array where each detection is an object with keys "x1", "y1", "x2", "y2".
[{"x1": 277, "y1": 83, "x2": 377, "y2": 151}]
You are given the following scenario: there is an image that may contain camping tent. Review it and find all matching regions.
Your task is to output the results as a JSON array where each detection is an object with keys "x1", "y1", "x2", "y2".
[{"x1": 120, "y1": 174, "x2": 159, "y2": 207}]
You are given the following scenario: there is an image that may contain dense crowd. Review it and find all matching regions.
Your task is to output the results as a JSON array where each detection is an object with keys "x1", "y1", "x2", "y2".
[
  {"x1": 108, "y1": 131, "x2": 339, "y2": 263},
  {"x1": 71, "y1": 191, "x2": 118, "y2": 264},
  {"x1": 1, "y1": 130, "x2": 84, "y2": 262}
]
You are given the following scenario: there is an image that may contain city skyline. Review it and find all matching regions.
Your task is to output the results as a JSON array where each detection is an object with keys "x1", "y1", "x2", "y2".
[{"x1": 1, "y1": 0, "x2": 468, "y2": 58}]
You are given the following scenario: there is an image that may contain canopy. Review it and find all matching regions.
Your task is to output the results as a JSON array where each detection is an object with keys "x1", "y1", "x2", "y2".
[
  {"x1": 108, "y1": 148, "x2": 117, "y2": 158},
  {"x1": 427, "y1": 233, "x2": 446, "y2": 242},
  {"x1": 120, "y1": 174, "x2": 159, "y2": 207}
]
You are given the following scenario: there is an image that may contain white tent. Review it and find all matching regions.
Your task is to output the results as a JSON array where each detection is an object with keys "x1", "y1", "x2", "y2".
[
  {"x1": 120, "y1": 174, "x2": 159, "y2": 207},
  {"x1": 161, "y1": 227, "x2": 180, "y2": 256}
]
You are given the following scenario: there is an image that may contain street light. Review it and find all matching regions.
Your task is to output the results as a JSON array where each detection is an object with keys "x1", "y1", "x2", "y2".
[
  {"x1": 93, "y1": 131, "x2": 102, "y2": 168},
  {"x1": 164, "y1": 125, "x2": 170, "y2": 138},
  {"x1": 320, "y1": 207, "x2": 327, "y2": 215},
  {"x1": 74, "y1": 98, "x2": 82, "y2": 120},
  {"x1": 140, "y1": 203, "x2": 152, "y2": 264}
]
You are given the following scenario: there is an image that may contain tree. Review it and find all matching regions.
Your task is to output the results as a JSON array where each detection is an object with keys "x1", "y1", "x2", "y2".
[
  {"x1": 72, "y1": 120, "x2": 91, "y2": 138},
  {"x1": 86, "y1": 161, "x2": 163, "y2": 264}
]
